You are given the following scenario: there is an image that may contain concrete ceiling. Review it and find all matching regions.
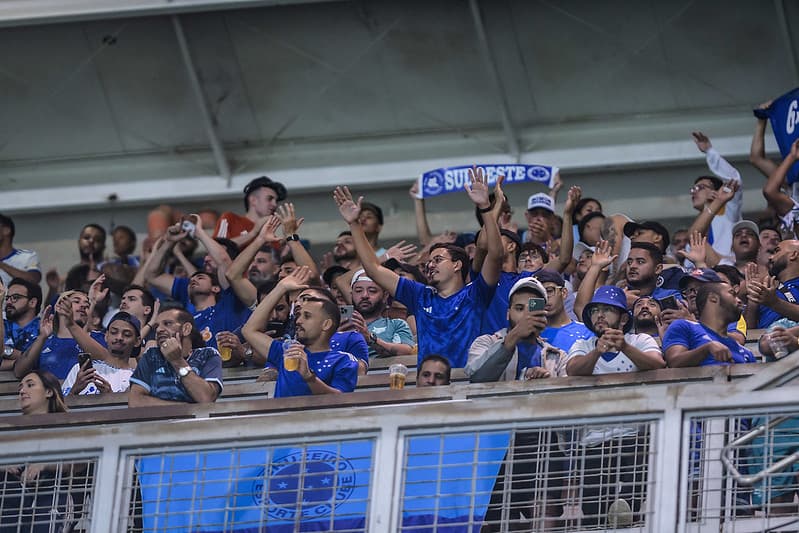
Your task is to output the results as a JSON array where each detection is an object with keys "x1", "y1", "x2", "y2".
[{"x1": 0, "y1": 0, "x2": 796, "y2": 219}]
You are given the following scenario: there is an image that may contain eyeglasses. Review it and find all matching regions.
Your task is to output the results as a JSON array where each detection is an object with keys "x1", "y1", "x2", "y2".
[
  {"x1": 518, "y1": 252, "x2": 540, "y2": 261},
  {"x1": 588, "y1": 305, "x2": 619, "y2": 316},
  {"x1": 425, "y1": 256, "x2": 451, "y2": 268},
  {"x1": 681, "y1": 287, "x2": 698, "y2": 297},
  {"x1": 689, "y1": 183, "x2": 713, "y2": 194},
  {"x1": 5, "y1": 294, "x2": 29, "y2": 303}
]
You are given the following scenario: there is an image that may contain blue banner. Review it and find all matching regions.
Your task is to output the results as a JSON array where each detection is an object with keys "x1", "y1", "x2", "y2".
[
  {"x1": 756, "y1": 87, "x2": 799, "y2": 184},
  {"x1": 401, "y1": 431, "x2": 510, "y2": 532},
  {"x1": 135, "y1": 432, "x2": 510, "y2": 532},
  {"x1": 137, "y1": 440, "x2": 373, "y2": 532},
  {"x1": 418, "y1": 164, "x2": 558, "y2": 199}
]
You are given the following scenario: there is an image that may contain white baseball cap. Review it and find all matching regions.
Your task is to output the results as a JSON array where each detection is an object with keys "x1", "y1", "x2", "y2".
[{"x1": 527, "y1": 193, "x2": 555, "y2": 213}]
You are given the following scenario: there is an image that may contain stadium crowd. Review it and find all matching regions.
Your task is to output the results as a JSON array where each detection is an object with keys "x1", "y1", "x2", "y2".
[{"x1": 3, "y1": 105, "x2": 799, "y2": 522}]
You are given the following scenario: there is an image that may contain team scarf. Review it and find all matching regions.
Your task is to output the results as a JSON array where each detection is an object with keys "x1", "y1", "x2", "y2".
[{"x1": 415, "y1": 163, "x2": 559, "y2": 199}]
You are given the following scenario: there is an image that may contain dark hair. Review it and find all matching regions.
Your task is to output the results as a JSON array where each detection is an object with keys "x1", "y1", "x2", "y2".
[
  {"x1": 82, "y1": 223, "x2": 107, "y2": 241},
  {"x1": 578, "y1": 211, "x2": 606, "y2": 243},
  {"x1": 300, "y1": 286, "x2": 337, "y2": 304},
  {"x1": 694, "y1": 175, "x2": 723, "y2": 190},
  {"x1": 190, "y1": 270, "x2": 221, "y2": 289},
  {"x1": 533, "y1": 269, "x2": 565, "y2": 287},
  {"x1": 630, "y1": 242, "x2": 663, "y2": 265},
  {"x1": 712, "y1": 265, "x2": 743, "y2": 287},
  {"x1": 573, "y1": 198, "x2": 603, "y2": 221},
  {"x1": 256, "y1": 280, "x2": 289, "y2": 306},
  {"x1": 280, "y1": 254, "x2": 296, "y2": 267},
  {"x1": 22, "y1": 370, "x2": 68, "y2": 413},
  {"x1": 243, "y1": 176, "x2": 287, "y2": 210},
  {"x1": 122, "y1": 284, "x2": 155, "y2": 322},
  {"x1": 256, "y1": 244, "x2": 280, "y2": 262},
  {"x1": 519, "y1": 242, "x2": 549, "y2": 264},
  {"x1": 323, "y1": 265, "x2": 349, "y2": 287},
  {"x1": 429, "y1": 243, "x2": 469, "y2": 283},
  {"x1": 360, "y1": 202, "x2": 384, "y2": 226},
  {"x1": 8, "y1": 277, "x2": 42, "y2": 315},
  {"x1": 0, "y1": 214, "x2": 15, "y2": 239},
  {"x1": 303, "y1": 296, "x2": 341, "y2": 333},
  {"x1": 166, "y1": 308, "x2": 204, "y2": 349},
  {"x1": 337, "y1": 230, "x2": 352, "y2": 238},
  {"x1": 696, "y1": 282, "x2": 725, "y2": 316},
  {"x1": 215, "y1": 238, "x2": 239, "y2": 260},
  {"x1": 65, "y1": 264, "x2": 92, "y2": 292},
  {"x1": 112, "y1": 225, "x2": 137, "y2": 255},
  {"x1": 419, "y1": 354, "x2": 452, "y2": 384}
]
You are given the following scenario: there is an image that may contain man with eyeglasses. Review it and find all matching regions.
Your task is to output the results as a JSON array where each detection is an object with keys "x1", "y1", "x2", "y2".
[
  {"x1": 333, "y1": 168, "x2": 503, "y2": 369},
  {"x1": 535, "y1": 269, "x2": 592, "y2": 353},
  {"x1": 685, "y1": 131, "x2": 743, "y2": 262},
  {"x1": 565, "y1": 285, "x2": 663, "y2": 525},
  {"x1": 1, "y1": 278, "x2": 42, "y2": 369}
]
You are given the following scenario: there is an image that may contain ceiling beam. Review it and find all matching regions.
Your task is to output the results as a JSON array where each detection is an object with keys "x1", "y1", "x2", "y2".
[
  {"x1": 0, "y1": 0, "x2": 339, "y2": 28},
  {"x1": 468, "y1": 0, "x2": 520, "y2": 161},
  {"x1": 172, "y1": 15, "x2": 232, "y2": 185}
]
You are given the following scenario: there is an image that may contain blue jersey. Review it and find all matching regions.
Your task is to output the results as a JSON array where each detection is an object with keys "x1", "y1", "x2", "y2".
[
  {"x1": 757, "y1": 277, "x2": 799, "y2": 328},
  {"x1": 516, "y1": 342, "x2": 543, "y2": 378},
  {"x1": 38, "y1": 331, "x2": 107, "y2": 379},
  {"x1": 394, "y1": 274, "x2": 496, "y2": 368},
  {"x1": 172, "y1": 278, "x2": 251, "y2": 349},
  {"x1": 4, "y1": 317, "x2": 40, "y2": 352},
  {"x1": 662, "y1": 319, "x2": 756, "y2": 366},
  {"x1": 130, "y1": 346, "x2": 223, "y2": 403},
  {"x1": 267, "y1": 342, "x2": 359, "y2": 398},
  {"x1": 481, "y1": 270, "x2": 537, "y2": 335},
  {"x1": 329, "y1": 331, "x2": 369, "y2": 366},
  {"x1": 541, "y1": 321, "x2": 594, "y2": 353}
]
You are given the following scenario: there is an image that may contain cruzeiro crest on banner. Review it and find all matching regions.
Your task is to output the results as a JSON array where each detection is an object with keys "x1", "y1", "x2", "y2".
[
  {"x1": 422, "y1": 170, "x2": 445, "y2": 197},
  {"x1": 252, "y1": 448, "x2": 357, "y2": 520}
]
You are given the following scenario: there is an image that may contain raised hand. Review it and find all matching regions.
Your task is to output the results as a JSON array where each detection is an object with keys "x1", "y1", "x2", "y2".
[
  {"x1": 165, "y1": 223, "x2": 188, "y2": 243},
  {"x1": 681, "y1": 231, "x2": 708, "y2": 266},
  {"x1": 39, "y1": 306, "x2": 53, "y2": 337},
  {"x1": 409, "y1": 180, "x2": 421, "y2": 200},
  {"x1": 159, "y1": 337, "x2": 183, "y2": 362},
  {"x1": 748, "y1": 275, "x2": 778, "y2": 306},
  {"x1": 713, "y1": 179, "x2": 739, "y2": 205},
  {"x1": 276, "y1": 203, "x2": 304, "y2": 236},
  {"x1": 88, "y1": 274, "x2": 109, "y2": 305},
  {"x1": 564, "y1": 185, "x2": 582, "y2": 215},
  {"x1": 790, "y1": 138, "x2": 799, "y2": 160},
  {"x1": 54, "y1": 297, "x2": 75, "y2": 328},
  {"x1": 278, "y1": 265, "x2": 313, "y2": 292},
  {"x1": 258, "y1": 215, "x2": 282, "y2": 242},
  {"x1": 384, "y1": 240, "x2": 418, "y2": 263},
  {"x1": 590, "y1": 239, "x2": 616, "y2": 271},
  {"x1": 0, "y1": 279, "x2": 5, "y2": 302},
  {"x1": 464, "y1": 166, "x2": 490, "y2": 209},
  {"x1": 333, "y1": 186, "x2": 362, "y2": 224},
  {"x1": 692, "y1": 131, "x2": 712, "y2": 153},
  {"x1": 489, "y1": 175, "x2": 507, "y2": 218}
]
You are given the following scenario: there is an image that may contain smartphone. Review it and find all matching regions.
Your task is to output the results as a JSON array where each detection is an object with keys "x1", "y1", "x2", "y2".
[
  {"x1": 78, "y1": 352, "x2": 93, "y2": 370},
  {"x1": 267, "y1": 320, "x2": 286, "y2": 338},
  {"x1": 339, "y1": 305, "x2": 354, "y2": 322},
  {"x1": 181, "y1": 220, "x2": 196, "y2": 237},
  {"x1": 658, "y1": 295, "x2": 679, "y2": 311},
  {"x1": 528, "y1": 298, "x2": 546, "y2": 312}
]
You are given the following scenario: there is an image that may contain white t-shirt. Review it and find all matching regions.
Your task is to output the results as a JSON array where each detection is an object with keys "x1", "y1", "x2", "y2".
[
  {"x1": 567, "y1": 332, "x2": 661, "y2": 374},
  {"x1": 0, "y1": 248, "x2": 40, "y2": 287},
  {"x1": 61, "y1": 360, "x2": 133, "y2": 396}
]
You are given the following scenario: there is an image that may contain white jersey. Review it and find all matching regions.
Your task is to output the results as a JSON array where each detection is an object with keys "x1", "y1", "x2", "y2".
[
  {"x1": 62, "y1": 360, "x2": 133, "y2": 396},
  {"x1": 0, "y1": 248, "x2": 40, "y2": 287}
]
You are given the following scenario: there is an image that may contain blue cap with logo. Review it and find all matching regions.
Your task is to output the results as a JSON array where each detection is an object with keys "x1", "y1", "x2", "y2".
[{"x1": 582, "y1": 285, "x2": 632, "y2": 334}]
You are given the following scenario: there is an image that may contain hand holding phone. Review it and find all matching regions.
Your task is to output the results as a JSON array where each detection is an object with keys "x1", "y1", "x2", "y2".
[
  {"x1": 339, "y1": 305, "x2": 354, "y2": 322},
  {"x1": 528, "y1": 298, "x2": 546, "y2": 312}
]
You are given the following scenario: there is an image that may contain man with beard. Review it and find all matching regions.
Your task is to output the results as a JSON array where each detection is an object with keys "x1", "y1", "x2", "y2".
[
  {"x1": 61, "y1": 310, "x2": 140, "y2": 395},
  {"x1": 14, "y1": 290, "x2": 107, "y2": 380},
  {"x1": 332, "y1": 231, "x2": 360, "y2": 270},
  {"x1": 225, "y1": 217, "x2": 283, "y2": 307},
  {"x1": 631, "y1": 296, "x2": 664, "y2": 341},
  {"x1": 347, "y1": 269, "x2": 414, "y2": 358},
  {"x1": 535, "y1": 270, "x2": 592, "y2": 353},
  {"x1": 565, "y1": 286, "x2": 663, "y2": 525},
  {"x1": 663, "y1": 282, "x2": 756, "y2": 366},
  {"x1": 333, "y1": 168, "x2": 503, "y2": 369},
  {"x1": 1, "y1": 278, "x2": 41, "y2": 368},
  {"x1": 242, "y1": 267, "x2": 359, "y2": 397},
  {"x1": 77, "y1": 223, "x2": 107, "y2": 266},
  {"x1": 746, "y1": 240, "x2": 799, "y2": 328},
  {"x1": 575, "y1": 241, "x2": 680, "y2": 317},
  {"x1": 128, "y1": 308, "x2": 222, "y2": 405},
  {"x1": 726, "y1": 220, "x2": 761, "y2": 272},
  {"x1": 679, "y1": 269, "x2": 746, "y2": 344},
  {"x1": 567, "y1": 286, "x2": 663, "y2": 376}
]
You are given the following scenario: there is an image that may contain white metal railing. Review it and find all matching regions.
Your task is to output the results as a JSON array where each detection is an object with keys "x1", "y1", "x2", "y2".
[{"x1": 0, "y1": 354, "x2": 797, "y2": 532}]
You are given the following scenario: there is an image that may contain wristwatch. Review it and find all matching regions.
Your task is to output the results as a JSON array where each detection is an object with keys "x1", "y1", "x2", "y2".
[
  {"x1": 178, "y1": 366, "x2": 194, "y2": 378},
  {"x1": 368, "y1": 332, "x2": 379, "y2": 346},
  {"x1": 3, "y1": 346, "x2": 13, "y2": 358},
  {"x1": 244, "y1": 347, "x2": 254, "y2": 362},
  {"x1": 286, "y1": 234, "x2": 301, "y2": 242}
]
